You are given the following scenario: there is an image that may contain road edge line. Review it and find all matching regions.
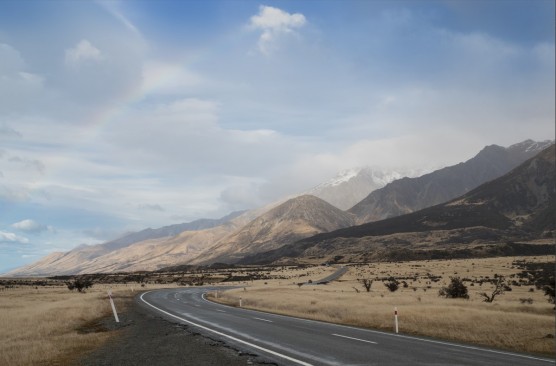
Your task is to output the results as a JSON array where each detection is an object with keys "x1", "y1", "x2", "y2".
[{"x1": 139, "y1": 291, "x2": 314, "y2": 366}]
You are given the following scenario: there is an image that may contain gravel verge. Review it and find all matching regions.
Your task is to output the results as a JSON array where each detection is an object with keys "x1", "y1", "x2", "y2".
[{"x1": 75, "y1": 294, "x2": 274, "y2": 366}]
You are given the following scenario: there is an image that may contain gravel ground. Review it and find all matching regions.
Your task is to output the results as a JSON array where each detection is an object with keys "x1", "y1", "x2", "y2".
[{"x1": 75, "y1": 295, "x2": 273, "y2": 366}]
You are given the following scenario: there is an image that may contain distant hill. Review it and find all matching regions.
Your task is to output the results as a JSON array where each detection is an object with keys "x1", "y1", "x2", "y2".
[
  {"x1": 349, "y1": 139, "x2": 553, "y2": 224},
  {"x1": 189, "y1": 195, "x2": 356, "y2": 264},
  {"x1": 242, "y1": 144, "x2": 555, "y2": 264}
]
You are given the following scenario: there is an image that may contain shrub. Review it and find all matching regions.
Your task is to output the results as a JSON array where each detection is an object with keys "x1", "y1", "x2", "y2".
[
  {"x1": 438, "y1": 277, "x2": 469, "y2": 299},
  {"x1": 384, "y1": 278, "x2": 399, "y2": 292},
  {"x1": 66, "y1": 278, "x2": 93, "y2": 293},
  {"x1": 543, "y1": 278, "x2": 555, "y2": 304}
]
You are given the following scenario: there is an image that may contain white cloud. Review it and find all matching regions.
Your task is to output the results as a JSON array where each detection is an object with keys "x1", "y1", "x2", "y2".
[
  {"x1": 11, "y1": 219, "x2": 51, "y2": 234},
  {"x1": 141, "y1": 60, "x2": 204, "y2": 96},
  {"x1": 0, "y1": 230, "x2": 29, "y2": 244},
  {"x1": 65, "y1": 39, "x2": 104, "y2": 65},
  {"x1": 249, "y1": 5, "x2": 307, "y2": 55}
]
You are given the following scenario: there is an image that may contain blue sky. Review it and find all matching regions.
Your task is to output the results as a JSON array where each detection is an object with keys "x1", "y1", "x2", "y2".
[{"x1": 0, "y1": 0, "x2": 554, "y2": 273}]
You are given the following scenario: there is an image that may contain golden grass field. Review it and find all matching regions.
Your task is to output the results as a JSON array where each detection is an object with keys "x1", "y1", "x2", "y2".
[
  {"x1": 0, "y1": 283, "x2": 174, "y2": 366},
  {"x1": 209, "y1": 256, "x2": 556, "y2": 356}
]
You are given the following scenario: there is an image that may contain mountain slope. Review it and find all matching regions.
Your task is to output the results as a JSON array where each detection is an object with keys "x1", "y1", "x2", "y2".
[
  {"x1": 189, "y1": 195, "x2": 355, "y2": 264},
  {"x1": 243, "y1": 144, "x2": 555, "y2": 264},
  {"x1": 5, "y1": 211, "x2": 246, "y2": 276},
  {"x1": 349, "y1": 139, "x2": 553, "y2": 224}
]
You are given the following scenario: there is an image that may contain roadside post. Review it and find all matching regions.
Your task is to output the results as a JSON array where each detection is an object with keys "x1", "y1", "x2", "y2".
[
  {"x1": 394, "y1": 307, "x2": 399, "y2": 334},
  {"x1": 108, "y1": 289, "x2": 120, "y2": 323},
  {"x1": 239, "y1": 297, "x2": 242, "y2": 307}
]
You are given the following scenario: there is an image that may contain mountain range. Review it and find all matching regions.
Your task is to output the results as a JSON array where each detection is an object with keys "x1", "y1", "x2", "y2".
[
  {"x1": 242, "y1": 144, "x2": 555, "y2": 265},
  {"x1": 5, "y1": 139, "x2": 554, "y2": 276}
]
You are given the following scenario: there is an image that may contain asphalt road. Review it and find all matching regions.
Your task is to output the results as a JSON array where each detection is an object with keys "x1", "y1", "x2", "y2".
[
  {"x1": 312, "y1": 266, "x2": 348, "y2": 284},
  {"x1": 139, "y1": 287, "x2": 555, "y2": 366}
]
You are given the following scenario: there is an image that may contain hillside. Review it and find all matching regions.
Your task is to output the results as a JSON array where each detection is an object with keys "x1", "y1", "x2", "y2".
[
  {"x1": 242, "y1": 144, "x2": 555, "y2": 264},
  {"x1": 349, "y1": 139, "x2": 553, "y2": 224},
  {"x1": 5, "y1": 211, "x2": 246, "y2": 276}
]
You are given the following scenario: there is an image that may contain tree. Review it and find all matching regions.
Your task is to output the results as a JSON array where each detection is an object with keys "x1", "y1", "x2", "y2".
[
  {"x1": 479, "y1": 276, "x2": 508, "y2": 303},
  {"x1": 359, "y1": 279, "x2": 373, "y2": 292}
]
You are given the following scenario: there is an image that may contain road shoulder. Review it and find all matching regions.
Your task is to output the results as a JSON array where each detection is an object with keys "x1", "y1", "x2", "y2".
[{"x1": 75, "y1": 294, "x2": 270, "y2": 366}]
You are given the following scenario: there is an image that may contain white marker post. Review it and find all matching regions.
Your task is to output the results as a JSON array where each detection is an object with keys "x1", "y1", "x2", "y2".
[
  {"x1": 394, "y1": 307, "x2": 399, "y2": 334},
  {"x1": 239, "y1": 297, "x2": 242, "y2": 307},
  {"x1": 108, "y1": 289, "x2": 120, "y2": 323}
]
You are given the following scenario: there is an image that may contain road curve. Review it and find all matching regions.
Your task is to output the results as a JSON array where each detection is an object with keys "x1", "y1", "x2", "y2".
[{"x1": 138, "y1": 287, "x2": 554, "y2": 366}]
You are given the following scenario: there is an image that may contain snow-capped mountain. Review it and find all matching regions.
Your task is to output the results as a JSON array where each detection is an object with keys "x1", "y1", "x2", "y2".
[{"x1": 308, "y1": 167, "x2": 425, "y2": 210}]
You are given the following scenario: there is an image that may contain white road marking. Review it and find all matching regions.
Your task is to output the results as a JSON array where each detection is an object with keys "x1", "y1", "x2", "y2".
[
  {"x1": 332, "y1": 333, "x2": 377, "y2": 344},
  {"x1": 216, "y1": 309, "x2": 226, "y2": 313},
  {"x1": 140, "y1": 291, "x2": 314, "y2": 366},
  {"x1": 253, "y1": 317, "x2": 273, "y2": 323}
]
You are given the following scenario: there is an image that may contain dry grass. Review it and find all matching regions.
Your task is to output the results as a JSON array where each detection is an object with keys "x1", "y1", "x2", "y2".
[
  {"x1": 0, "y1": 283, "x2": 174, "y2": 366},
  {"x1": 210, "y1": 256, "x2": 556, "y2": 356}
]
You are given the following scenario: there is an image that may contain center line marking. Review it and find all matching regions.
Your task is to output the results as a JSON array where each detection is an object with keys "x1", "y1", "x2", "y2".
[
  {"x1": 332, "y1": 333, "x2": 377, "y2": 344},
  {"x1": 216, "y1": 309, "x2": 226, "y2": 313},
  {"x1": 253, "y1": 317, "x2": 273, "y2": 323}
]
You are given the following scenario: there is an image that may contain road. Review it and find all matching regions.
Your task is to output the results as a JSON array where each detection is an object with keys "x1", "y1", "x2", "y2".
[
  {"x1": 310, "y1": 266, "x2": 348, "y2": 284},
  {"x1": 139, "y1": 287, "x2": 554, "y2": 366}
]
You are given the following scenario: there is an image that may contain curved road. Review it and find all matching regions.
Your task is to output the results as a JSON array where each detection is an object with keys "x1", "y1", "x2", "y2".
[{"x1": 139, "y1": 287, "x2": 554, "y2": 366}]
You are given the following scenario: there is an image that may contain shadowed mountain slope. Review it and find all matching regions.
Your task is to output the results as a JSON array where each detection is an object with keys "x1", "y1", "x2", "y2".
[{"x1": 349, "y1": 139, "x2": 553, "y2": 224}]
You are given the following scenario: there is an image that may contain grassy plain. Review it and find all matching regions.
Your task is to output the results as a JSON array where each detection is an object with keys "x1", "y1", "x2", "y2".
[
  {"x1": 0, "y1": 283, "x2": 173, "y2": 366},
  {"x1": 1, "y1": 256, "x2": 554, "y2": 365},
  {"x1": 210, "y1": 256, "x2": 556, "y2": 356}
]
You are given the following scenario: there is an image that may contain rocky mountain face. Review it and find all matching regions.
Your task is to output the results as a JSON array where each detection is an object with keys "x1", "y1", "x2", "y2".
[
  {"x1": 188, "y1": 195, "x2": 356, "y2": 264},
  {"x1": 308, "y1": 167, "x2": 423, "y2": 210},
  {"x1": 349, "y1": 139, "x2": 553, "y2": 224},
  {"x1": 241, "y1": 144, "x2": 555, "y2": 265}
]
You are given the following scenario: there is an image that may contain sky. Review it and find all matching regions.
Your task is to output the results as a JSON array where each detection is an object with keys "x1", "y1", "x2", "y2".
[{"x1": 0, "y1": 0, "x2": 554, "y2": 273}]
